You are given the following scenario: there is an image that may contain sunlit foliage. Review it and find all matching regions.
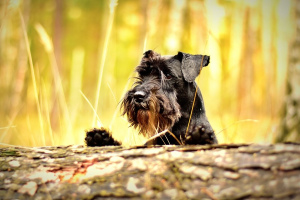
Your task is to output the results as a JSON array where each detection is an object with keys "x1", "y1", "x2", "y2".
[{"x1": 0, "y1": 0, "x2": 296, "y2": 146}]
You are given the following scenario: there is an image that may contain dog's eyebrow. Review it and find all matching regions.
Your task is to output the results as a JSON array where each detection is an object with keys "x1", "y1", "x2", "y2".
[
  {"x1": 157, "y1": 62, "x2": 169, "y2": 73},
  {"x1": 136, "y1": 63, "x2": 151, "y2": 76},
  {"x1": 160, "y1": 67, "x2": 172, "y2": 75}
]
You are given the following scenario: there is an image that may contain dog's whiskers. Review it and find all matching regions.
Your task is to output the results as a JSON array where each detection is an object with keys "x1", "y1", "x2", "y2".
[
  {"x1": 145, "y1": 129, "x2": 182, "y2": 145},
  {"x1": 156, "y1": 120, "x2": 170, "y2": 145}
]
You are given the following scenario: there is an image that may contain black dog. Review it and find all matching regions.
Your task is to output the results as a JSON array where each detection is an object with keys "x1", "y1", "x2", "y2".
[{"x1": 85, "y1": 50, "x2": 217, "y2": 146}]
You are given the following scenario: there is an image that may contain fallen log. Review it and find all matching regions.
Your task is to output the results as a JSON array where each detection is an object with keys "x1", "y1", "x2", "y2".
[{"x1": 0, "y1": 143, "x2": 300, "y2": 199}]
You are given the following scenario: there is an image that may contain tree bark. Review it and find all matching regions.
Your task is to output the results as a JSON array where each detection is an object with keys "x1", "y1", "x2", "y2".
[
  {"x1": 276, "y1": 0, "x2": 300, "y2": 142},
  {"x1": 0, "y1": 143, "x2": 300, "y2": 199}
]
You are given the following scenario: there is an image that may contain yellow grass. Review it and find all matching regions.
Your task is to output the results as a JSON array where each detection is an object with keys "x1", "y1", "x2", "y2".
[
  {"x1": 0, "y1": 0, "x2": 297, "y2": 147},
  {"x1": 92, "y1": 0, "x2": 118, "y2": 127},
  {"x1": 19, "y1": 11, "x2": 45, "y2": 144}
]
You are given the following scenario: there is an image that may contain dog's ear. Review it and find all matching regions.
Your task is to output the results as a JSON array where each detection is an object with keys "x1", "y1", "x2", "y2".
[{"x1": 178, "y1": 52, "x2": 210, "y2": 82}]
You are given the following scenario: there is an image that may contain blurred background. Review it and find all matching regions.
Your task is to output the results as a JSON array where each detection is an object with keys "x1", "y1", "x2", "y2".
[{"x1": 0, "y1": 0, "x2": 299, "y2": 147}]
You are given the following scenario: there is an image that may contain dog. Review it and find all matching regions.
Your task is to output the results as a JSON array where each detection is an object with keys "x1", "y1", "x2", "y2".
[{"x1": 85, "y1": 50, "x2": 217, "y2": 146}]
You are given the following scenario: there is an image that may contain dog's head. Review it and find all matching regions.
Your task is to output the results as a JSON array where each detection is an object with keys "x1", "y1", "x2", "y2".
[
  {"x1": 140, "y1": 50, "x2": 210, "y2": 82},
  {"x1": 121, "y1": 50, "x2": 210, "y2": 138}
]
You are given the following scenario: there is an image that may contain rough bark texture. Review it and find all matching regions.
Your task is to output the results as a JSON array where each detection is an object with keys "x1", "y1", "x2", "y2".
[
  {"x1": 0, "y1": 143, "x2": 300, "y2": 200},
  {"x1": 276, "y1": 0, "x2": 300, "y2": 142}
]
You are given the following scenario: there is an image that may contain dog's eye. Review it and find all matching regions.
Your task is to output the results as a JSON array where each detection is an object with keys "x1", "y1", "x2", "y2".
[{"x1": 165, "y1": 73, "x2": 172, "y2": 80}]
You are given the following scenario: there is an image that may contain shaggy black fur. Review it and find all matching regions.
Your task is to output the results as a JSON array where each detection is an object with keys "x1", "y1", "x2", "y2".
[
  {"x1": 85, "y1": 128, "x2": 121, "y2": 146},
  {"x1": 85, "y1": 50, "x2": 217, "y2": 146}
]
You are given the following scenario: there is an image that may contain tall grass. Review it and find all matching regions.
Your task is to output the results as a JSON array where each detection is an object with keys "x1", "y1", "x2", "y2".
[
  {"x1": 92, "y1": 0, "x2": 118, "y2": 127},
  {"x1": 19, "y1": 11, "x2": 45, "y2": 144},
  {"x1": 0, "y1": 0, "x2": 296, "y2": 147}
]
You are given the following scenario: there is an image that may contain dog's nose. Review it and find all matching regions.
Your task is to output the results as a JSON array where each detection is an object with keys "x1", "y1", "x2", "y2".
[{"x1": 134, "y1": 91, "x2": 146, "y2": 102}]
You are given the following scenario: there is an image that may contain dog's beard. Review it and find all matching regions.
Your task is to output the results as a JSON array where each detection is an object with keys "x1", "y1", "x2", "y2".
[
  {"x1": 135, "y1": 97, "x2": 168, "y2": 138},
  {"x1": 122, "y1": 92, "x2": 181, "y2": 138}
]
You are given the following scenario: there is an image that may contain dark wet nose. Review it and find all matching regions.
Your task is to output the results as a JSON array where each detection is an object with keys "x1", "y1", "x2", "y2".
[{"x1": 134, "y1": 91, "x2": 146, "y2": 102}]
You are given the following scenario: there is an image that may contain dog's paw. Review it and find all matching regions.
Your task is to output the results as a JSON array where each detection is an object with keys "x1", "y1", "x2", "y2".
[
  {"x1": 184, "y1": 125, "x2": 217, "y2": 145},
  {"x1": 85, "y1": 128, "x2": 121, "y2": 146}
]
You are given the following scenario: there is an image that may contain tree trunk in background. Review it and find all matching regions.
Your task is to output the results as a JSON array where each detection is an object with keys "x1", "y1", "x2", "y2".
[
  {"x1": 51, "y1": 0, "x2": 64, "y2": 131},
  {"x1": 10, "y1": 0, "x2": 30, "y2": 116},
  {"x1": 276, "y1": 0, "x2": 300, "y2": 142},
  {"x1": 53, "y1": 0, "x2": 63, "y2": 72}
]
